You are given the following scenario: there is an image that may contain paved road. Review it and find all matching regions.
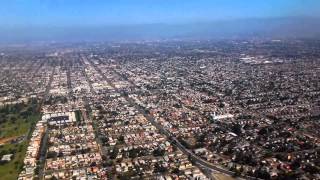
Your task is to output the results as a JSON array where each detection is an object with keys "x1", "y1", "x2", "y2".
[
  {"x1": 39, "y1": 67, "x2": 55, "y2": 107},
  {"x1": 38, "y1": 66, "x2": 55, "y2": 179}
]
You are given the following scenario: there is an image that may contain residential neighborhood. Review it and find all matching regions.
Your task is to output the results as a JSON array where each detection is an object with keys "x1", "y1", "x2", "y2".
[{"x1": 0, "y1": 39, "x2": 319, "y2": 179}]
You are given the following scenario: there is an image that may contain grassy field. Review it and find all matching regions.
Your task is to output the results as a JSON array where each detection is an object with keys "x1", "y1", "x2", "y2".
[
  {"x1": 0, "y1": 114, "x2": 39, "y2": 140},
  {"x1": 0, "y1": 142, "x2": 28, "y2": 180},
  {"x1": 0, "y1": 99, "x2": 40, "y2": 180}
]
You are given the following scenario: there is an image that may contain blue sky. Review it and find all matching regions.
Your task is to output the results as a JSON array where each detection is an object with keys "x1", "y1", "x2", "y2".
[{"x1": 0, "y1": 0, "x2": 319, "y2": 27}]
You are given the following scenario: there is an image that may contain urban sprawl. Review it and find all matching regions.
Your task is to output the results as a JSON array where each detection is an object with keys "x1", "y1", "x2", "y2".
[{"x1": 0, "y1": 39, "x2": 319, "y2": 180}]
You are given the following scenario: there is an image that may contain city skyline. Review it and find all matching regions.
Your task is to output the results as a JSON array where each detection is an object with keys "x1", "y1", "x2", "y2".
[{"x1": 0, "y1": 1, "x2": 319, "y2": 180}]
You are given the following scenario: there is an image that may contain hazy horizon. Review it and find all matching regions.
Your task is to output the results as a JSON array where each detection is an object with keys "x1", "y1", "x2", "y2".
[{"x1": 1, "y1": 0, "x2": 320, "y2": 43}]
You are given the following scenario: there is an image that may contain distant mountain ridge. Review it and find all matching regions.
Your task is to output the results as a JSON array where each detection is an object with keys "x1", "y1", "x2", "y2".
[{"x1": 0, "y1": 17, "x2": 320, "y2": 43}]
